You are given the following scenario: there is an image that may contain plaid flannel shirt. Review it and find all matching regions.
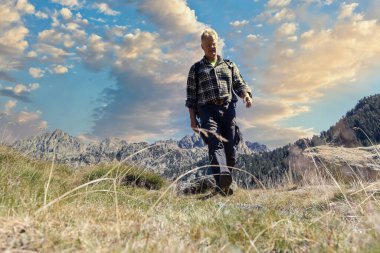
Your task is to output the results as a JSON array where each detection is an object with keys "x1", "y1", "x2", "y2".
[{"x1": 185, "y1": 56, "x2": 252, "y2": 109}]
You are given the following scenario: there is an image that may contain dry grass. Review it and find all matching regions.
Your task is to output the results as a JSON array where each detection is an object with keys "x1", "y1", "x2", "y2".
[{"x1": 1, "y1": 145, "x2": 380, "y2": 252}]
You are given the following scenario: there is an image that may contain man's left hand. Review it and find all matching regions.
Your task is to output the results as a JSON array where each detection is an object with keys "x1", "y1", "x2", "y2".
[{"x1": 243, "y1": 94, "x2": 252, "y2": 108}]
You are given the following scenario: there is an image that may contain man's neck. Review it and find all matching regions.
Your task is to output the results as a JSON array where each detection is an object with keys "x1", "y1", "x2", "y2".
[
  {"x1": 205, "y1": 55, "x2": 218, "y2": 67},
  {"x1": 205, "y1": 55, "x2": 218, "y2": 62}
]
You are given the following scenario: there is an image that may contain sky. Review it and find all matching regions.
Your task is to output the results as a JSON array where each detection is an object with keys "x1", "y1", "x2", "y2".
[{"x1": 0, "y1": 0, "x2": 379, "y2": 149}]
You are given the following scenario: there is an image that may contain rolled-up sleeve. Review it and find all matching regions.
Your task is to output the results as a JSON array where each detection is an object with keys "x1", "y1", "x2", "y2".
[
  {"x1": 185, "y1": 64, "x2": 197, "y2": 109},
  {"x1": 232, "y1": 62, "x2": 252, "y2": 98}
]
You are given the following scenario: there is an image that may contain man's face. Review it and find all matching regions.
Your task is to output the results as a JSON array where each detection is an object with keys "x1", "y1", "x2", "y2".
[{"x1": 201, "y1": 36, "x2": 217, "y2": 60}]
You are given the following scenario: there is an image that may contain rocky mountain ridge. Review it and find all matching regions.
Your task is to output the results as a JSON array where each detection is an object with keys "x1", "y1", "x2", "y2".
[{"x1": 12, "y1": 129, "x2": 268, "y2": 179}]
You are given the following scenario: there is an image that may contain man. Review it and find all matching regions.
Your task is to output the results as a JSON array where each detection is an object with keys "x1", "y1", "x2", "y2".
[{"x1": 185, "y1": 28, "x2": 253, "y2": 196}]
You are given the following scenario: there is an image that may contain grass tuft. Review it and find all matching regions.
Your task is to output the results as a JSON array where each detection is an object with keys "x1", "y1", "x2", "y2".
[{"x1": 83, "y1": 164, "x2": 166, "y2": 190}]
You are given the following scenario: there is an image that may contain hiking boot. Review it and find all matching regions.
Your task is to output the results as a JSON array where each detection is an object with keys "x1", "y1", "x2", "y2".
[
  {"x1": 218, "y1": 172, "x2": 232, "y2": 189},
  {"x1": 213, "y1": 172, "x2": 232, "y2": 197}
]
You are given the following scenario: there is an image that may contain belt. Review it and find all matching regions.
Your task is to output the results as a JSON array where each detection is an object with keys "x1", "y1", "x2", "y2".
[
  {"x1": 211, "y1": 98, "x2": 227, "y2": 105},
  {"x1": 208, "y1": 98, "x2": 228, "y2": 106}
]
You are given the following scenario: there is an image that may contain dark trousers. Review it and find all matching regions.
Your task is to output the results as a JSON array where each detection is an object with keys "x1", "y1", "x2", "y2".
[{"x1": 198, "y1": 102, "x2": 236, "y2": 181}]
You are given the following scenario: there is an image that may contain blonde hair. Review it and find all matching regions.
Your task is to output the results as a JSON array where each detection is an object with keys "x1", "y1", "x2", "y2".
[{"x1": 201, "y1": 28, "x2": 218, "y2": 41}]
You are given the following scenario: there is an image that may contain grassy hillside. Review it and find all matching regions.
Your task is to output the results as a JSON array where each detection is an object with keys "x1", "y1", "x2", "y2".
[
  {"x1": 240, "y1": 94, "x2": 380, "y2": 186},
  {"x1": 321, "y1": 94, "x2": 380, "y2": 147},
  {"x1": 0, "y1": 145, "x2": 380, "y2": 252}
]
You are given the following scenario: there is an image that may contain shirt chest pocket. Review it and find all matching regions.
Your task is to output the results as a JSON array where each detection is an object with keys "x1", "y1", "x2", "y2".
[
  {"x1": 217, "y1": 70, "x2": 232, "y2": 85},
  {"x1": 198, "y1": 68, "x2": 213, "y2": 83}
]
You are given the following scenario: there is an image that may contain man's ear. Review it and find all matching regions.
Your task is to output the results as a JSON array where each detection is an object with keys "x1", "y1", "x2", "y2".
[{"x1": 201, "y1": 43, "x2": 204, "y2": 51}]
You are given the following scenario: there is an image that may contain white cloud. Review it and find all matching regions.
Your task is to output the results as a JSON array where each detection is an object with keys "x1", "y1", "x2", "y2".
[
  {"x1": 339, "y1": 2, "x2": 359, "y2": 20},
  {"x1": 16, "y1": 0, "x2": 35, "y2": 14},
  {"x1": 35, "y1": 11, "x2": 48, "y2": 19},
  {"x1": 38, "y1": 29, "x2": 63, "y2": 45},
  {"x1": 112, "y1": 30, "x2": 172, "y2": 81},
  {"x1": 277, "y1": 22, "x2": 297, "y2": 36},
  {"x1": 256, "y1": 7, "x2": 295, "y2": 24},
  {"x1": 13, "y1": 83, "x2": 39, "y2": 94},
  {"x1": 38, "y1": 28, "x2": 74, "y2": 48},
  {"x1": 272, "y1": 8, "x2": 295, "y2": 23},
  {"x1": 230, "y1": 20, "x2": 249, "y2": 27},
  {"x1": 77, "y1": 34, "x2": 109, "y2": 70},
  {"x1": 93, "y1": 3, "x2": 120, "y2": 16},
  {"x1": 2, "y1": 83, "x2": 39, "y2": 95},
  {"x1": 52, "y1": 64, "x2": 68, "y2": 74},
  {"x1": 37, "y1": 9, "x2": 88, "y2": 51},
  {"x1": 29, "y1": 83, "x2": 39, "y2": 90},
  {"x1": 0, "y1": 3, "x2": 20, "y2": 27},
  {"x1": 90, "y1": 17, "x2": 106, "y2": 23},
  {"x1": 64, "y1": 22, "x2": 79, "y2": 30},
  {"x1": 118, "y1": 31, "x2": 159, "y2": 60},
  {"x1": 280, "y1": 48, "x2": 295, "y2": 56},
  {"x1": 60, "y1": 8, "x2": 72, "y2": 19},
  {"x1": 5, "y1": 100, "x2": 17, "y2": 113},
  {"x1": 13, "y1": 84, "x2": 28, "y2": 94},
  {"x1": 29, "y1": 67, "x2": 44, "y2": 78},
  {"x1": 51, "y1": 0, "x2": 79, "y2": 8},
  {"x1": 0, "y1": 26, "x2": 29, "y2": 54},
  {"x1": 0, "y1": 26, "x2": 29, "y2": 77},
  {"x1": 50, "y1": 10, "x2": 60, "y2": 27},
  {"x1": 74, "y1": 12, "x2": 88, "y2": 25},
  {"x1": 247, "y1": 34, "x2": 258, "y2": 41},
  {"x1": 17, "y1": 110, "x2": 40, "y2": 122},
  {"x1": 34, "y1": 43, "x2": 72, "y2": 59},
  {"x1": 105, "y1": 25, "x2": 128, "y2": 38},
  {"x1": 268, "y1": 0, "x2": 291, "y2": 8},
  {"x1": 137, "y1": 0, "x2": 205, "y2": 36},
  {"x1": 0, "y1": 1, "x2": 33, "y2": 78},
  {"x1": 0, "y1": 83, "x2": 39, "y2": 103}
]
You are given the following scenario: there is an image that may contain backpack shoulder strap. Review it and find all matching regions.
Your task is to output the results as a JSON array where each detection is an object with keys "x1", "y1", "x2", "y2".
[
  {"x1": 223, "y1": 59, "x2": 234, "y2": 69},
  {"x1": 223, "y1": 59, "x2": 235, "y2": 95}
]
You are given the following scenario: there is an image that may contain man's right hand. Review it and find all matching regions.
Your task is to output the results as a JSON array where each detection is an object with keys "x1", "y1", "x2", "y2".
[
  {"x1": 191, "y1": 120, "x2": 200, "y2": 134},
  {"x1": 189, "y1": 108, "x2": 200, "y2": 133}
]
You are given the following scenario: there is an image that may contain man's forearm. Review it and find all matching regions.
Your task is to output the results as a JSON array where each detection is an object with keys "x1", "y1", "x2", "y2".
[
  {"x1": 189, "y1": 108, "x2": 197, "y2": 123},
  {"x1": 188, "y1": 108, "x2": 199, "y2": 130}
]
